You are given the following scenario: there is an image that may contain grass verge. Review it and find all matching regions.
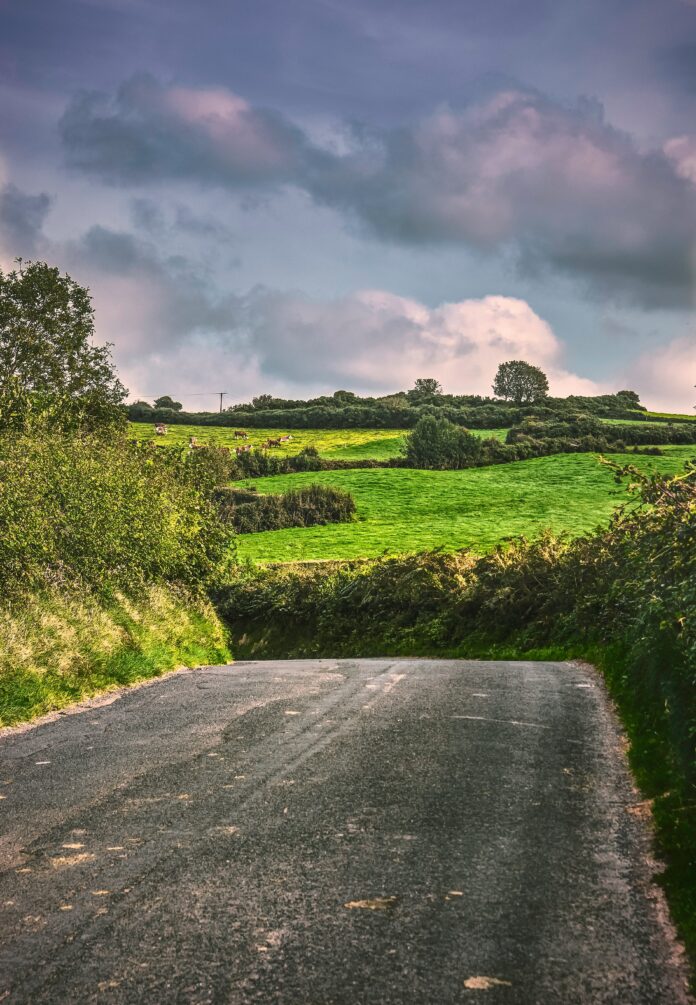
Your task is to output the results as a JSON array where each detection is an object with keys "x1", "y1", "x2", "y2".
[{"x1": 0, "y1": 584, "x2": 230, "y2": 726}]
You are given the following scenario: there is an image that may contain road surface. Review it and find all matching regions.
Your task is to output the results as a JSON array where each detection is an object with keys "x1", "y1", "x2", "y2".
[{"x1": 0, "y1": 659, "x2": 690, "y2": 1003}]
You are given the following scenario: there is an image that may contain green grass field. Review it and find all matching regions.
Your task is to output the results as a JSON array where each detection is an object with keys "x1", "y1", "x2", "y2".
[
  {"x1": 644, "y1": 411, "x2": 696, "y2": 421},
  {"x1": 234, "y1": 446, "x2": 696, "y2": 563},
  {"x1": 600, "y1": 417, "x2": 695, "y2": 427},
  {"x1": 129, "y1": 422, "x2": 507, "y2": 458}
]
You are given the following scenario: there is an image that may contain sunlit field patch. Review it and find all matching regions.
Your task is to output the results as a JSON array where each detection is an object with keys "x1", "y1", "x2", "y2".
[
  {"x1": 128, "y1": 422, "x2": 507, "y2": 458},
  {"x1": 234, "y1": 446, "x2": 696, "y2": 563}
]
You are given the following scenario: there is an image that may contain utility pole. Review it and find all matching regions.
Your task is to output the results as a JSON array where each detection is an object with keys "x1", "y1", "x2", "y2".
[{"x1": 218, "y1": 392, "x2": 229, "y2": 413}]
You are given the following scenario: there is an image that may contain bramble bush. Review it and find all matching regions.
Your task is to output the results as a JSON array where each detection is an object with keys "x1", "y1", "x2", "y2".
[
  {"x1": 0, "y1": 434, "x2": 233, "y2": 597},
  {"x1": 213, "y1": 483, "x2": 356, "y2": 533}
]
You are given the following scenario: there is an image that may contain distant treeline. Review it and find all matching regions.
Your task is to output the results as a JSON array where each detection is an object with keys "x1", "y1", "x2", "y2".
[{"x1": 127, "y1": 389, "x2": 680, "y2": 431}]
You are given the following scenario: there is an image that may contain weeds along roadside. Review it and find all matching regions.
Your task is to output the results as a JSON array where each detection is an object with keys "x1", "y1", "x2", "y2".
[
  {"x1": 0, "y1": 433, "x2": 235, "y2": 725},
  {"x1": 214, "y1": 459, "x2": 696, "y2": 972}
]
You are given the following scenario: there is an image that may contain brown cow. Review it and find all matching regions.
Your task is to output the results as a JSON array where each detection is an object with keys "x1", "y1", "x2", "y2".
[
  {"x1": 233, "y1": 430, "x2": 249, "y2": 439},
  {"x1": 154, "y1": 423, "x2": 167, "y2": 435}
]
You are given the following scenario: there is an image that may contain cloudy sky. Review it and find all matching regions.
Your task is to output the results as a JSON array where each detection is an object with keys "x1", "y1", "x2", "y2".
[{"x1": 1, "y1": 0, "x2": 696, "y2": 410}]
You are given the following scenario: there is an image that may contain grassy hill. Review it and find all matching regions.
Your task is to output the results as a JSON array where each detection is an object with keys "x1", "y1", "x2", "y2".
[{"x1": 234, "y1": 446, "x2": 696, "y2": 562}]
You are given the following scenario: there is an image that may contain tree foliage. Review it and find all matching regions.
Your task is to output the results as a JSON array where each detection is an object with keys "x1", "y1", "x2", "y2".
[
  {"x1": 403, "y1": 415, "x2": 484, "y2": 468},
  {"x1": 154, "y1": 395, "x2": 183, "y2": 411},
  {"x1": 412, "y1": 377, "x2": 442, "y2": 395},
  {"x1": 493, "y1": 360, "x2": 549, "y2": 404},
  {"x1": 0, "y1": 259, "x2": 127, "y2": 431}
]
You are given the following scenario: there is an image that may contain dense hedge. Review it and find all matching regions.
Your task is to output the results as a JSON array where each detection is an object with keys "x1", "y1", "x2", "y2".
[
  {"x1": 228, "y1": 428, "x2": 669, "y2": 481},
  {"x1": 213, "y1": 483, "x2": 356, "y2": 533},
  {"x1": 508, "y1": 416, "x2": 696, "y2": 447},
  {"x1": 230, "y1": 445, "x2": 401, "y2": 479},
  {"x1": 128, "y1": 390, "x2": 659, "y2": 431},
  {"x1": 0, "y1": 434, "x2": 233, "y2": 597},
  {"x1": 398, "y1": 416, "x2": 671, "y2": 472}
]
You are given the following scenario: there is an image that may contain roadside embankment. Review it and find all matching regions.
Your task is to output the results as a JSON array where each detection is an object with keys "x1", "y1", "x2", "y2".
[{"x1": 0, "y1": 585, "x2": 229, "y2": 727}]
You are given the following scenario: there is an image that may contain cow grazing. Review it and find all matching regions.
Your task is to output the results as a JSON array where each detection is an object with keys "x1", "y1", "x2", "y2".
[
  {"x1": 154, "y1": 423, "x2": 167, "y2": 435},
  {"x1": 233, "y1": 430, "x2": 249, "y2": 439}
]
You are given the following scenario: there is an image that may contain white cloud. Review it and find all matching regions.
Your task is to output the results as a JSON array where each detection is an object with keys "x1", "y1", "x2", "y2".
[
  {"x1": 664, "y1": 135, "x2": 696, "y2": 184},
  {"x1": 622, "y1": 336, "x2": 696, "y2": 412},
  {"x1": 241, "y1": 288, "x2": 606, "y2": 398}
]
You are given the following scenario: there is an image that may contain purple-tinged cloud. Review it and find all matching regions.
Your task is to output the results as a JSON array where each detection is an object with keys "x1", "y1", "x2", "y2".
[
  {"x1": 60, "y1": 78, "x2": 696, "y2": 308},
  {"x1": 308, "y1": 91, "x2": 696, "y2": 308},
  {"x1": 235, "y1": 287, "x2": 605, "y2": 397},
  {"x1": 60, "y1": 74, "x2": 308, "y2": 189}
]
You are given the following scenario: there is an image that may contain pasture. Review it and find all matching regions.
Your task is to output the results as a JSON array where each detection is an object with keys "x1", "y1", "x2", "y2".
[
  {"x1": 128, "y1": 422, "x2": 507, "y2": 458},
  {"x1": 234, "y1": 446, "x2": 696, "y2": 562}
]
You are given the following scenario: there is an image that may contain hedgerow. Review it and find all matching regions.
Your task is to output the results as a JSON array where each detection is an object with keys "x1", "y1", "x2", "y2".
[
  {"x1": 213, "y1": 483, "x2": 356, "y2": 533},
  {"x1": 0, "y1": 434, "x2": 233, "y2": 597},
  {"x1": 128, "y1": 389, "x2": 660, "y2": 431}
]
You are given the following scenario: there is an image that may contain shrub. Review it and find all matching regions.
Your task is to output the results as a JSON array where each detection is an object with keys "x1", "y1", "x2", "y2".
[
  {"x1": 0, "y1": 433, "x2": 232, "y2": 597},
  {"x1": 213, "y1": 483, "x2": 356, "y2": 533},
  {"x1": 404, "y1": 415, "x2": 484, "y2": 469}
]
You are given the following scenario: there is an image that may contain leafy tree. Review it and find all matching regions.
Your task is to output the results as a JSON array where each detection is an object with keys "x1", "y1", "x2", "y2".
[
  {"x1": 492, "y1": 360, "x2": 549, "y2": 404},
  {"x1": 154, "y1": 395, "x2": 183, "y2": 411},
  {"x1": 0, "y1": 259, "x2": 127, "y2": 431},
  {"x1": 333, "y1": 389, "x2": 357, "y2": 402},
  {"x1": 252, "y1": 394, "x2": 278, "y2": 410},
  {"x1": 412, "y1": 378, "x2": 443, "y2": 396},
  {"x1": 615, "y1": 389, "x2": 641, "y2": 407}
]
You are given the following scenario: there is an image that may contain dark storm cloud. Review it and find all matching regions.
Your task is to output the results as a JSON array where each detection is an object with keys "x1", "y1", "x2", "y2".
[
  {"x1": 60, "y1": 79, "x2": 696, "y2": 308},
  {"x1": 60, "y1": 74, "x2": 310, "y2": 189},
  {"x1": 0, "y1": 184, "x2": 51, "y2": 254}
]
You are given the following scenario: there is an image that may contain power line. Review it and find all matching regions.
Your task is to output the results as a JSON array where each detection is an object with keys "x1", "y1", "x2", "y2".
[{"x1": 136, "y1": 391, "x2": 232, "y2": 412}]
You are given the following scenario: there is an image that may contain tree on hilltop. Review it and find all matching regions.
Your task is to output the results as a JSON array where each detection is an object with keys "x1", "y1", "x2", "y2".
[
  {"x1": 493, "y1": 360, "x2": 549, "y2": 405},
  {"x1": 154, "y1": 395, "x2": 183, "y2": 411},
  {"x1": 413, "y1": 377, "x2": 443, "y2": 396}
]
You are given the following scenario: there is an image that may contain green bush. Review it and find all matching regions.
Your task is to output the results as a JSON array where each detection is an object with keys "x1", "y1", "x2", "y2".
[
  {"x1": 213, "y1": 483, "x2": 356, "y2": 533},
  {"x1": 0, "y1": 433, "x2": 232, "y2": 597},
  {"x1": 403, "y1": 415, "x2": 485, "y2": 468},
  {"x1": 508, "y1": 416, "x2": 696, "y2": 447}
]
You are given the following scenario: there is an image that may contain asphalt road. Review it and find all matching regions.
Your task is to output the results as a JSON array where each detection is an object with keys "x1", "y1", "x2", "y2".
[{"x1": 0, "y1": 659, "x2": 691, "y2": 1004}]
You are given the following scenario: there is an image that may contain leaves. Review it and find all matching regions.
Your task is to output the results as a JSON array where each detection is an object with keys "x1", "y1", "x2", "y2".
[{"x1": 0, "y1": 259, "x2": 127, "y2": 433}]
